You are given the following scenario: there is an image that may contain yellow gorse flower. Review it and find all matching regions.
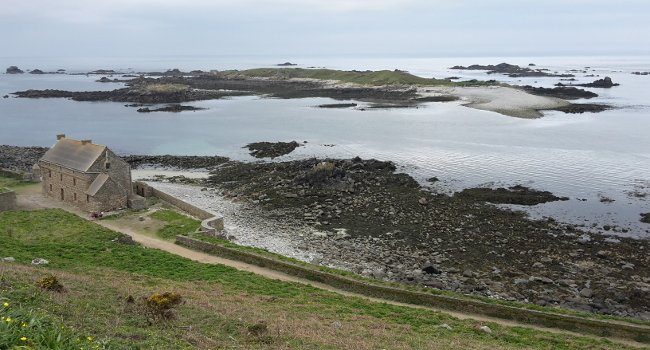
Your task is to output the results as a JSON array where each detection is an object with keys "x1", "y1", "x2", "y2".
[
  {"x1": 2, "y1": 302, "x2": 8, "y2": 307},
  {"x1": 87, "y1": 336, "x2": 93, "y2": 341},
  {"x1": 5, "y1": 317, "x2": 12, "y2": 323},
  {"x1": 20, "y1": 337, "x2": 27, "y2": 341}
]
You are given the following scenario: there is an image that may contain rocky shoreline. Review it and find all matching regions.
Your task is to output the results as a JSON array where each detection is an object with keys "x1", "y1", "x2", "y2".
[{"x1": 2, "y1": 145, "x2": 649, "y2": 320}]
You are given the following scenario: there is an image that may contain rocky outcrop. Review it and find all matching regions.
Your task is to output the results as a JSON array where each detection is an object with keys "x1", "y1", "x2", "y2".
[
  {"x1": 277, "y1": 62, "x2": 298, "y2": 66},
  {"x1": 29, "y1": 69, "x2": 45, "y2": 74},
  {"x1": 136, "y1": 104, "x2": 205, "y2": 113},
  {"x1": 6, "y1": 66, "x2": 23, "y2": 74},
  {"x1": 521, "y1": 86, "x2": 598, "y2": 100},
  {"x1": 450, "y1": 63, "x2": 574, "y2": 78},
  {"x1": 551, "y1": 104, "x2": 610, "y2": 114},
  {"x1": 556, "y1": 77, "x2": 619, "y2": 88},
  {"x1": 456, "y1": 185, "x2": 569, "y2": 205},
  {"x1": 246, "y1": 141, "x2": 302, "y2": 159}
]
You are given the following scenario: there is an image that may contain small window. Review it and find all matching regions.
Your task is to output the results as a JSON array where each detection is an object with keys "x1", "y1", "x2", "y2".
[
  {"x1": 105, "y1": 162, "x2": 111, "y2": 169},
  {"x1": 73, "y1": 178, "x2": 76, "y2": 186},
  {"x1": 48, "y1": 170, "x2": 51, "y2": 178},
  {"x1": 86, "y1": 195, "x2": 89, "y2": 202},
  {"x1": 49, "y1": 184, "x2": 52, "y2": 191},
  {"x1": 74, "y1": 193, "x2": 77, "y2": 201},
  {"x1": 60, "y1": 174, "x2": 63, "y2": 181}
]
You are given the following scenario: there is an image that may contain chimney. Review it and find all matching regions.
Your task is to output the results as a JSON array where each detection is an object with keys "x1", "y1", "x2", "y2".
[
  {"x1": 81, "y1": 139, "x2": 92, "y2": 145},
  {"x1": 56, "y1": 134, "x2": 65, "y2": 140}
]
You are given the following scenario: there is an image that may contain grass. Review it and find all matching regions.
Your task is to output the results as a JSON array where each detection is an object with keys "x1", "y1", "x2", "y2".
[
  {"x1": 0, "y1": 209, "x2": 643, "y2": 349},
  {"x1": 0, "y1": 176, "x2": 33, "y2": 191},
  {"x1": 221, "y1": 68, "x2": 498, "y2": 87},
  {"x1": 183, "y1": 231, "x2": 650, "y2": 327},
  {"x1": 149, "y1": 209, "x2": 201, "y2": 240},
  {"x1": 0, "y1": 188, "x2": 8, "y2": 194},
  {"x1": 140, "y1": 83, "x2": 190, "y2": 93}
]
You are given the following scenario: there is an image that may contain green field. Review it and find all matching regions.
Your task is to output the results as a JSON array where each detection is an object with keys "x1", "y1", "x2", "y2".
[
  {"x1": 0, "y1": 209, "x2": 640, "y2": 349},
  {"x1": 222, "y1": 68, "x2": 498, "y2": 87}
]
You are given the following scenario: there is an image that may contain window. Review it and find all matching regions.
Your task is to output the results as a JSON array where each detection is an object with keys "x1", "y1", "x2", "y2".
[
  {"x1": 73, "y1": 178, "x2": 76, "y2": 186},
  {"x1": 74, "y1": 193, "x2": 77, "y2": 201},
  {"x1": 105, "y1": 162, "x2": 111, "y2": 169},
  {"x1": 86, "y1": 195, "x2": 89, "y2": 202},
  {"x1": 49, "y1": 184, "x2": 52, "y2": 191},
  {"x1": 60, "y1": 174, "x2": 63, "y2": 181},
  {"x1": 48, "y1": 170, "x2": 51, "y2": 178}
]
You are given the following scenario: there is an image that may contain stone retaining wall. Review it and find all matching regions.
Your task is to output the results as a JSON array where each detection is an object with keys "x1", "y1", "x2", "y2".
[
  {"x1": 0, "y1": 190, "x2": 17, "y2": 212},
  {"x1": 176, "y1": 235, "x2": 650, "y2": 343},
  {"x1": 134, "y1": 181, "x2": 223, "y2": 231}
]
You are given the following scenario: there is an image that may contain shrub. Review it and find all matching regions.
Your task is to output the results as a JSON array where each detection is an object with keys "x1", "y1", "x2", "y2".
[
  {"x1": 35, "y1": 275, "x2": 64, "y2": 292},
  {"x1": 145, "y1": 292, "x2": 183, "y2": 321}
]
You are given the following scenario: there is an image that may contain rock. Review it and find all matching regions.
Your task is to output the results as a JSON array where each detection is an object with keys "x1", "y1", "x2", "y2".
[
  {"x1": 422, "y1": 265, "x2": 442, "y2": 274},
  {"x1": 532, "y1": 262, "x2": 544, "y2": 268},
  {"x1": 138, "y1": 216, "x2": 146, "y2": 221},
  {"x1": 29, "y1": 69, "x2": 45, "y2": 74},
  {"x1": 418, "y1": 197, "x2": 428, "y2": 205},
  {"x1": 479, "y1": 325, "x2": 492, "y2": 334},
  {"x1": 596, "y1": 250, "x2": 609, "y2": 258},
  {"x1": 116, "y1": 235, "x2": 137, "y2": 245},
  {"x1": 31, "y1": 258, "x2": 49, "y2": 265},
  {"x1": 2, "y1": 257, "x2": 15, "y2": 262},
  {"x1": 462, "y1": 270, "x2": 474, "y2": 278},
  {"x1": 438, "y1": 323, "x2": 453, "y2": 330},
  {"x1": 622, "y1": 263, "x2": 635, "y2": 270},
  {"x1": 6, "y1": 66, "x2": 24, "y2": 74},
  {"x1": 641, "y1": 213, "x2": 650, "y2": 224},
  {"x1": 580, "y1": 288, "x2": 593, "y2": 298}
]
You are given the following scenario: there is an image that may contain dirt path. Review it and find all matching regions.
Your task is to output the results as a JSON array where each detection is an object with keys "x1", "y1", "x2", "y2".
[{"x1": 14, "y1": 189, "x2": 648, "y2": 348}]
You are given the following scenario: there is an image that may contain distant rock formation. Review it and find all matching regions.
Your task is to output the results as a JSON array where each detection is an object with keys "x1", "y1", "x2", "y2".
[
  {"x1": 29, "y1": 69, "x2": 45, "y2": 74},
  {"x1": 277, "y1": 62, "x2": 298, "y2": 66},
  {"x1": 450, "y1": 62, "x2": 574, "y2": 78},
  {"x1": 6, "y1": 66, "x2": 24, "y2": 74},
  {"x1": 556, "y1": 77, "x2": 619, "y2": 88}
]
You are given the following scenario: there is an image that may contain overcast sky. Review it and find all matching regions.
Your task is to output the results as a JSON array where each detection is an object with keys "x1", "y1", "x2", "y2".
[{"x1": 2, "y1": 0, "x2": 649, "y2": 59}]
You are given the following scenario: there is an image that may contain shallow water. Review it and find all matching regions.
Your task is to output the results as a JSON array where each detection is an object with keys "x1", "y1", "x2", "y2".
[{"x1": 0, "y1": 55, "x2": 648, "y2": 237}]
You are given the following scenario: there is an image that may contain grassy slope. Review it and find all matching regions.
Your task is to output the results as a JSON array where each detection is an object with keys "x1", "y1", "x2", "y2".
[
  {"x1": 0, "y1": 209, "x2": 638, "y2": 349},
  {"x1": 221, "y1": 68, "x2": 496, "y2": 87}
]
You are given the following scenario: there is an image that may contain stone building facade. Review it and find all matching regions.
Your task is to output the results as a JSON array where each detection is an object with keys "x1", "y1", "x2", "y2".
[{"x1": 38, "y1": 135, "x2": 142, "y2": 212}]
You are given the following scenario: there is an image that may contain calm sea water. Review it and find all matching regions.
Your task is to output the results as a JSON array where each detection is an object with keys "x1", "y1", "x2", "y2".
[{"x1": 0, "y1": 55, "x2": 649, "y2": 237}]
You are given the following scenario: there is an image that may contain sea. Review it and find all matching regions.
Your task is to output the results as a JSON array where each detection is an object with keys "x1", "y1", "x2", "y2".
[{"x1": 0, "y1": 55, "x2": 648, "y2": 237}]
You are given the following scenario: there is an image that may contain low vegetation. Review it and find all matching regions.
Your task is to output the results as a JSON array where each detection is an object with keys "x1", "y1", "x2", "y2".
[
  {"x1": 222, "y1": 68, "x2": 498, "y2": 87},
  {"x1": 149, "y1": 209, "x2": 201, "y2": 240},
  {"x1": 0, "y1": 209, "x2": 641, "y2": 349}
]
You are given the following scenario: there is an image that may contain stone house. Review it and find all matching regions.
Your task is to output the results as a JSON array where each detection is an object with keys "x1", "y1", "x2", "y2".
[{"x1": 38, "y1": 135, "x2": 144, "y2": 212}]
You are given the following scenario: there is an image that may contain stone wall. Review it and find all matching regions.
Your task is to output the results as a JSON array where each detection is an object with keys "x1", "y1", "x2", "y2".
[
  {"x1": 39, "y1": 162, "x2": 95, "y2": 211},
  {"x1": 0, "y1": 190, "x2": 17, "y2": 212},
  {"x1": 176, "y1": 235, "x2": 650, "y2": 343},
  {"x1": 133, "y1": 181, "x2": 224, "y2": 231}
]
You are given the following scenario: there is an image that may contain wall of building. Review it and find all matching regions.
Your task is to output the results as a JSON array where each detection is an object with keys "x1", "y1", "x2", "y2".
[
  {"x1": 90, "y1": 178, "x2": 128, "y2": 212},
  {"x1": 39, "y1": 162, "x2": 95, "y2": 211},
  {"x1": 88, "y1": 149, "x2": 132, "y2": 196},
  {"x1": 0, "y1": 190, "x2": 17, "y2": 212}
]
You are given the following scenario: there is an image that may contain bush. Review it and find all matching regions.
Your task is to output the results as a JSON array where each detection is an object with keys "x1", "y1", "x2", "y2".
[
  {"x1": 35, "y1": 275, "x2": 64, "y2": 292},
  {"x1": 145, "y1": 292, "x2": 183, "y2": 321}
]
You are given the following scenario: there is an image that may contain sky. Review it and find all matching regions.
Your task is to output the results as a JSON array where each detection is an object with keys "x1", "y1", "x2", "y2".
[{"x1": 2, "y1": 0, "x2": 650, "y2": 60}]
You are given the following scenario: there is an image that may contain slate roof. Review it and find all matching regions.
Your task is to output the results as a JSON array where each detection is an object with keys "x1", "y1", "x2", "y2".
[
  {"x1": 40, "y1": 138, "x2": 106, "y2": 172},
  {"x1": 86, "y1": 173, "x2": 109, "y2": 196}
]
